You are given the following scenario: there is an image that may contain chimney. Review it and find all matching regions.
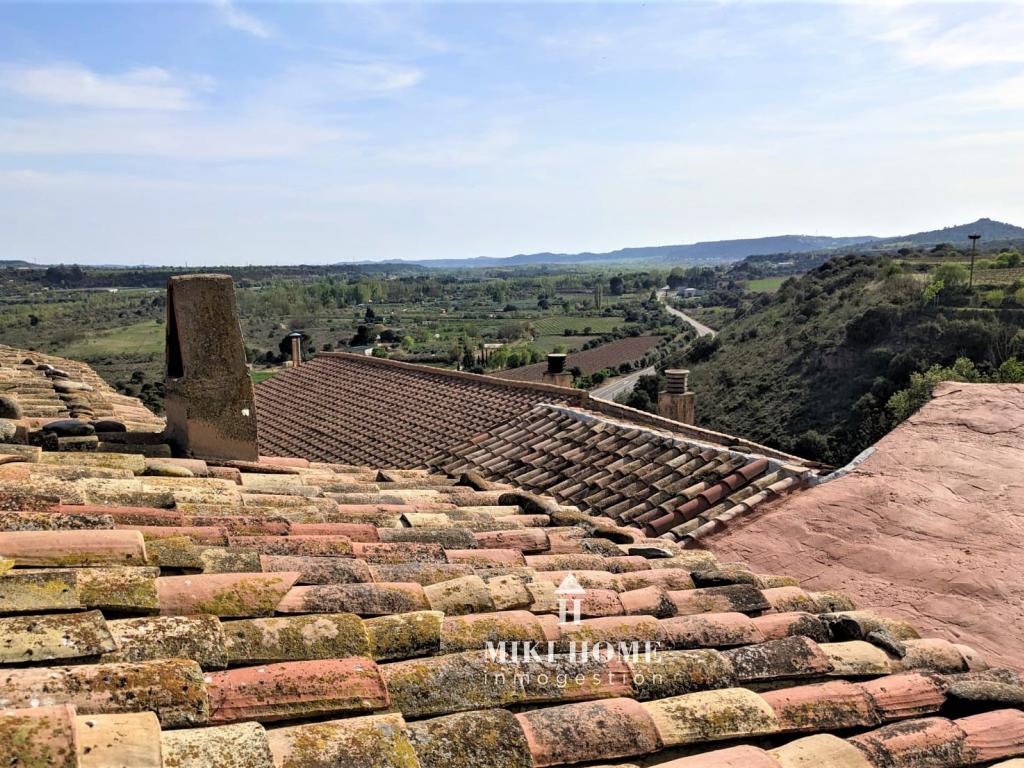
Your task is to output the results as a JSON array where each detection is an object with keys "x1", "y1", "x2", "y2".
[
  {"x1": 163, "y1": 274, "x2": 258, "y2": 461},
  {"x1": 657, "y1": 369, "x2": 695, "y2": 424},
  {"x1": 541, "y1": 353, "x2": 573, "y2": 388},
  {"x1": 288, "y1": 332, "x2": 303, "y2": 368}
]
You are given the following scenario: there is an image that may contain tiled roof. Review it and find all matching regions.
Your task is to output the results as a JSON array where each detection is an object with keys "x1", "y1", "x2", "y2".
[
  {"x1": 254, "y1": 353, "x2": 585, "y2": 468},
  {"x1": 0, "y1": 345, "x2": 163, "y2": 433},
  {"x1": 1, "y1": 445, "x2": 1021, "y2": 768},
  {"x1": 706, "y1": 381, "x2": 1024, "y2": 669},
  {"x1": 430, "y1": 404, "x2": 814, "y2": 542},
  {"x1": 492, "y1": 335, "x2": 663, "y2": 384}
]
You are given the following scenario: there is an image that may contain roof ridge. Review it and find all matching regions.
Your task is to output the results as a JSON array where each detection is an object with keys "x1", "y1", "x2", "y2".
[
  {"x1": 312, "y1": 351, "x2": 587, "y2": 399},
  {"x1": 546, "y1": 403, "x2": 806, "y2": 469},
  {"x1": 584, "y1": 396, "x2": 816, "y2": 466}
]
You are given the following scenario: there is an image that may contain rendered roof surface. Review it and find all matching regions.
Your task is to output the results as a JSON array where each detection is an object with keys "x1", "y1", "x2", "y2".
[{"x1": 706, "y1": 381, "x2": 1024, "y2": 670}]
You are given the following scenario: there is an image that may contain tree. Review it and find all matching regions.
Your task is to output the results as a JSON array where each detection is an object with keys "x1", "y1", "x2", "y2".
[
  {"x1": 995, "y1": 250, "x2": 1022, "y2": 268},
  {"x1": 932, "y1": 264, "x2": 969, "y2": 293},
  {"x1": 887, "y1": 358, "x2": 982, "y2": 422},
  {"x1": 922, "y1": 278, "x2": 944, "y2": 305},
  {"x1": 667, "y1": 267, "x2": 686, "y2": 288},
  {"x1": 609, "y1": 275, "x2": 625, "y2": 296},
  {"x1": 486, "y1": 282, "x2": 508, "y2": 303},
  {"x1": 350, "y1": 325, "x2": 373, "y2": 346}
]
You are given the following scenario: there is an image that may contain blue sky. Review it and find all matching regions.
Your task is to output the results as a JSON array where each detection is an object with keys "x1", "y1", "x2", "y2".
[{"x1": 1, "y1": 2, "x2": 1022, "y2": 265}]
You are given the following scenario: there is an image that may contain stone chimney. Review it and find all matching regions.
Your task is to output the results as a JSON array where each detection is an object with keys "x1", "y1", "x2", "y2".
[
  {"x1": 163, "y1": 274, "x2": 258, "y2": 461},
  {"x1": 541, "y1": 353, "x2": 573, "y2": 388},
  {"x1": 657, "y1": 369, "x2": 695, "y2": 424}
]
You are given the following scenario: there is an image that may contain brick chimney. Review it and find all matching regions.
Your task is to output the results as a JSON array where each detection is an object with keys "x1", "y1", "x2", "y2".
[
  {"x1": 163, "y1": 274, "x2": 258, "y2": 460},
  {"x1": 541, "y1": 353, "x2": 573, "y2": 388},
  {"x1": 657, "y1": 369, "x2": 695, "y2": 424},
  {"x1": 288, "y1": 332, "x2": 303, "y2": 368}
]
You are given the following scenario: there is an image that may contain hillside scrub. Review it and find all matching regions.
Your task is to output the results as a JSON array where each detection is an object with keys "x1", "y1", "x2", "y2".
[{"x1": 661, "y1": 253, "x2": 1024, "y2": 464}]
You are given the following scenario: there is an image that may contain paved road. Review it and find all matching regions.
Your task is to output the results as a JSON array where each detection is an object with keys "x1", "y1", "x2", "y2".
[
  {"x1": 658, "y1": 289, "x2": 717, "y2": 337},
  {"x1": 589, "y1": 293, "x2": 716, "y2": 401},
  {"x1": 590, "y1": 365, "x2": 656, "y2": 400}
]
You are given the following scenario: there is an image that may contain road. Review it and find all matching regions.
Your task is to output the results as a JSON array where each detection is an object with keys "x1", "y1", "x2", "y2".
[
  {"x1": 590, "y1": 365, "x2": 656, "y2": 400},
  {"x1": 589, "y1": 293, "x2": 716, "y2": 401},
  {"x1": 658, "y1": 289, "x2": 717, "y2": 337}
]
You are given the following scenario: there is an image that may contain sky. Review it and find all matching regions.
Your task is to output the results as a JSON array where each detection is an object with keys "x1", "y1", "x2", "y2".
[{"x1": 1, "y1": 1, "x2": 1023, "y2": 265}]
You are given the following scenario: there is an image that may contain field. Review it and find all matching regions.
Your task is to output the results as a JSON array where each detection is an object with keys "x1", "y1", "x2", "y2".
[
  {"x1": 0, "y1": 265, "x2": 679, "y2": 412},
  {"x1": 56, "y1": 320, "x2": 164, "y2": 358},
  {"x1": 743, "y1": 277, "x2": 787, "y2": 292},
  {"x1": 529, "y1": 335, "x2": 597, "y2": 354},
  {"x1": 530, "y1": 316, "x2": 622, "y2": 335},
  {"x1": 975, "y1": 267, "x2": 1024, "y2": 285},
  {"x1": 497, "y1": 335, "x2": 664, "y2": 383},
  {"x1": 250, "y1": 370, "x2": 277, "y2": 384}
]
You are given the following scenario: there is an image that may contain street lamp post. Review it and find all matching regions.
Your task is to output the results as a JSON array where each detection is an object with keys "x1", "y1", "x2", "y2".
[{"x1": 968, "y1": 234, "x2": 981, "y2": 290}]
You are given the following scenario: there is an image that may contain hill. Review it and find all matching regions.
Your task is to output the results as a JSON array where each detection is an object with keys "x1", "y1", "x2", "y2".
[
  {"x1": 381, "y1": 234, "x2": 878, "y2": 269},
  {"x1": 373, "y1": 218, "x2": 1022, "y2": 270},
  {"x1": 726, "y1": 218, "x2": 1024, "y2": 279},
  {"x1": 872, "y1": 217, "x2": 1024, "y2": 247},
  {"x1": 668, "y1": 252, "x2": 1024, "y2": 464}
]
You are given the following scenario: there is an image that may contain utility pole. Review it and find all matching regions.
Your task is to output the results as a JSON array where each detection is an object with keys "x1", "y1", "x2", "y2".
[{"x1": 968, "y1": 234, "x2": 981, "y2": 289}]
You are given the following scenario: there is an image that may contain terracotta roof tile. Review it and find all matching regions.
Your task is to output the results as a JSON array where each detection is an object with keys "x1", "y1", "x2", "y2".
[
  {"x1": 0, "y1": 345, "x2": 164, "y2": 433},
  {"x1": 430, "y1": 404, "x2": 812, "y2": 540},
  {"x1": 0, "y1": 441, "x2": 1017, "y2": 768},
  {"x1": 254, "y1": 353, "x2": 585, "y2": 467}
]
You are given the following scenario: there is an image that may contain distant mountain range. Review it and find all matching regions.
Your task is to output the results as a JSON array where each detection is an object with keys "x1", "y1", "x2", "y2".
[
  {"x1": 375, "y1": 218, "x2": 1024, "y2": 269},
  {"x1": 372, "y1": 234, "x2": 880, "y2": 269},
  {"x1": 6, "y1": 218, "x2": 1022, "y2": 271}
]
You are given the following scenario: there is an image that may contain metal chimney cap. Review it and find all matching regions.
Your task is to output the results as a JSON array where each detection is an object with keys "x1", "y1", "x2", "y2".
[
  {"x1": 547, "y1": 353, "x2": 568, "y2": 374},
  {"x1": 665, "y1": 369, "x2": 691, "y2": 394}
]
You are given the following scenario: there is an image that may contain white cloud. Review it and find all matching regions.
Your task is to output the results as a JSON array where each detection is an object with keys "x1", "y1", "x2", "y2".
[
  {"x1": 213, "y1": 0, "x2": 272, "y2": 39},
  {"x1": 262, "y1": 58, "x2": 424, "y2": 104},
  {"x1": 323, "y1": 60, "x2": 423, "y2": 94},
  {"x1": 0, "y1": 64, "x2": 198, "y2": 110},
  {"x1": 865, "y1": 5, "x2": 1024, "y2": 70}
]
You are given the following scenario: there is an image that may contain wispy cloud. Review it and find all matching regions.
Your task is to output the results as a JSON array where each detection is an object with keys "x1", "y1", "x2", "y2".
[
  {"x1": 0, "y1": 64, "x2": 200, "y2": 110},
  {"x1": 266, "y1": 58, "x2": 424, "y2": 103},
  {"x1": 213, "y1": 0, "x2": 272, "y2": 40},
  {"x1": 321, "y1": 60, "x2": 423, "y2": 94},
  {"x1": 866, "y1": 5, "x2": 1024, "y2": 70}
]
